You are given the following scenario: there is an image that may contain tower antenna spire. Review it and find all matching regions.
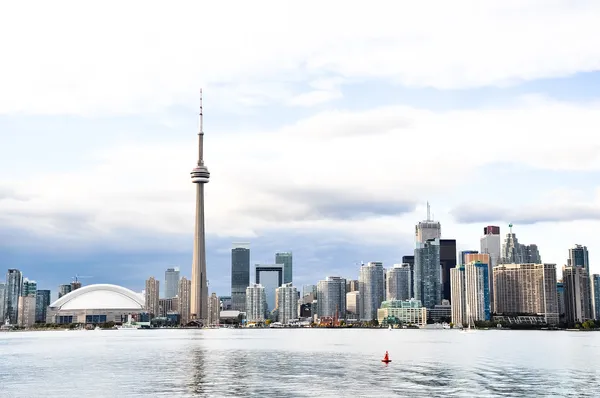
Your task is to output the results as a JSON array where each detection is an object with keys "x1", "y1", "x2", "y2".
[
  {"x1": 427, "y1": 201, "x2": 431, "y2": 221},
  {"x1": 198, "y1": 88, "x2": 204, "y2": 166}
]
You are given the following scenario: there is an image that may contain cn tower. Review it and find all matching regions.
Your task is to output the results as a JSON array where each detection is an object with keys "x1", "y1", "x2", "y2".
[{"x1": 190, "y1": 89, "x2": 210, "y2": 323}]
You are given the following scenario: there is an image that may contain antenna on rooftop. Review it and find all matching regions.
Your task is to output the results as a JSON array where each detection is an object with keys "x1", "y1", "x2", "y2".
[{"x1": 427, "y1": 201, "x2": 431, "y2": 221}]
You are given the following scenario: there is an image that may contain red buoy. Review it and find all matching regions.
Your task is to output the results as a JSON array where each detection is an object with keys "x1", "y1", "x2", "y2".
[{"x1": 382, "y1": 351, "x2": 392, "y2": 363}]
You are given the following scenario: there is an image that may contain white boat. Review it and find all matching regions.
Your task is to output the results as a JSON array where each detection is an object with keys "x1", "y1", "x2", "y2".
[
  {"x1": 388, "y1": 325, "x2": 392, "y2": 331},
  {"x1": 461, "y1": 304, "x2": 476, "y2": 333}
]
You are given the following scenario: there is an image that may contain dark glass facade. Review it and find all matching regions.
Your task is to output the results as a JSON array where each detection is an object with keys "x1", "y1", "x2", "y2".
[
  {"x1": 276, "y1": 252, "x2": 293, "y2": 284},
  {"x1": 231, "y1": 247, "x2": 250, "y2": 312},
  {"x1": 402, "y1": 255, "x2": 415, "y2": 298},
  {"x1": 440, "y1": 239, "x2": 457, "y2": 303},
  {"x1": 35, "y1": 290, "x2": 51, "y2": 323}
]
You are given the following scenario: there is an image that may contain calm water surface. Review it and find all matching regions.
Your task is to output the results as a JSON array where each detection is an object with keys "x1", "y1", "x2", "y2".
[{"x1": 1, "y1": 329, "x2": 600, "y2": 397}]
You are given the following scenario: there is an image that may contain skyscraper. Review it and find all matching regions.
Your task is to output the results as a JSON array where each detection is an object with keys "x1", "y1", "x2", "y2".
[
  {"x1": 22, "y1": 278, "x2": 37, "y2": 297},
  {"x1": 414, "y1": 239, "x2": 442, "y2": 309},
  {"x1": 500, "y1": 224, "x2": 541, "y2": 264},
  {"x1": 359, "y1": 262, "x2": 385, "y2": 321},
  {"x1": 58, "y1": 284, "x2": 72, "y2": 298},
  {"x1": 402, "y1": 255, "x2": 415, "y2": 298},
  {"x1": 145, "y1": 277, "x2": 160, "y2": 317},
  {"x1": 178, "y1": 277, "x2": 192, "y2": 325},
  {"x1": 35, "y1": 290, "x2": 51, "y2": 323},
  {"x1": 562, "y1": 266, "x2": 592, "y2": 325},
  {"x1": 465, "y1": 260, "x2": 491, "y2": 322},
  {"x1": 231, "y1": 244, "x2": 250, "y2": 311},
  {"x1": 208, "y1": 292, "x2": 220, "y2": 326},
  {"x1": 415, "y1": 203, "x2": 441, "y2": 244},
  {"x1": 246, "y1": 284, "x2": 267, "y2": 323},
  {"x1": 5, "y1": 269, "x2": 23, "y2": 324},
  {"x1": 459, "y1": 250, "x2": 478, "y2": 266},
  {"x1": 568, "y1": 244, "x2": 589, "y2": 273},
  {"x1": 275, "y1": 252, "x2": 293, "y2": 284},
  {"x1": 276, "y1": 283, "x2": 298, "y2": 324},
  {"x1": 386, "y1": 264, "x2": 411, "y2": 301},
  {"x1": 316, "y1": 276, "x2": 346, "y2": 319},
  {"x1": 0, "y1": 282, "x2": 6, "y2": 323},
  {"x1": 190, "y1": 90, "x2": 210, "y2": 323},
  {"x1": 591, "y1": 274, "x2": 600, "y2": 321},
  {"x1": 480, "y1": 225, "x2": 501, "y2": 312},
  {"x1": 440, "y1": 239, "x2": 457, "y2": 303},
  {"x1": 450, "y1": 265, "x2": 466, "y2": 326},
  {"x1": 165, "y1": 267, "x2": 180, "y2": 299},
  {"x1": 17, "y1": 296, "x2": 36, "y2": 327},
  {"x1": 255, "y1": 264, "x2": 283, "y2": 313}
]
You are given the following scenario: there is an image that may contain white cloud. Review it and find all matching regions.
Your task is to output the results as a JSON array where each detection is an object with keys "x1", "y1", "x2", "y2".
[{"x1": 2, "y1": 1, "x2": 600, "y2": 115}]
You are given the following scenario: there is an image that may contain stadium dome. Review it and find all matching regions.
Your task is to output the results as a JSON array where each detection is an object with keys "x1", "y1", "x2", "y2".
[{"x1": 49, "y1": 284, "x2": 145, "y2": 310}]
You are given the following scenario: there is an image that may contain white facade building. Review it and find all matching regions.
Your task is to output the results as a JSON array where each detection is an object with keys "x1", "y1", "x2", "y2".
[
  {"x1": 359, "y1": 262, "x2": 385, "y2": 321},
  {"x1": 450, "y1": 266, "x2": 466, "y2": 326},
  {"x1": 386, "y1": 264, "x2": 411, "y2": 301},
  {"x1": 317, "y1": 277, "x2": 346, "y2": 319},
  {"x1": 276, "y1": 283, "x2": 298, "y2": 324},
  {"x1": 246, "y1": 284, "x2": 266, "y2": 323}
]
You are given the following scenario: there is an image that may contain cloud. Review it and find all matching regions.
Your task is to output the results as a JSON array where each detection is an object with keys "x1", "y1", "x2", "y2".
[{"x1": 2, "y1": 1, "x2": 600, "y2": 115}]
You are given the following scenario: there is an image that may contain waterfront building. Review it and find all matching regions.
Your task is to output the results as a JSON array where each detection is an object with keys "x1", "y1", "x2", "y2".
[
  {"x1": 465, "y1": 259, "x2": 491, "y2": 322},
  {"x1": 450, "y1": 265, "x2": 466, "y2": 326},
  {"x1": 5, "y1": 269, "x2": 23, "y2": 324},
  {"x1": 0, "y1": 282, "x2": 6, "y2": 322},
  {"x1": 346, "y1": 291, "x2": 360, "y2": 317},
  {"x1": 480, "y1": 225, "x2": 501, "y2": 311},
  {"x1": 158, "y1": 297, "x2": 178, "y2": 317},
  {"x1": 255, "y1": 264, "x2": 283, "y2": 313},
  {"x1": 275, "y1": 252, "x2": 293, "y2": 284},
  {"x1": 377, "y1": 298, "x2": 427, "y2": 327},
  {"x1": 190, "y1": 90, "x2": 210, "y2": 323},
  {"x1": 22, "y1": 278, "x2": 37, "y2": 297},
  {"x1": 494, "y1": 263, "x2": 559, "y2": 325},
  {"x1": 402, "y1": 255, "x2": 415, "y2": 298},
  {"x1": 414, "y1": 239, "x2": 442, "y2": 309},
  {"x1": 568, "y1": 244, "x2": 589, "y2": 273},
  {"x1": 557, "y1": 282, "x2": 565, "y2": 323},
  {"x1": 46, "y1": 284, "x2": 145, "y2": 324},
  {"x1": 427, "y1": 300, "x2": 451, "y2": 323},
  {"x1": 592, "y1": 274, "x2": 600, "y2": 320},
  {"x1": 415, "y1": 203, "x2": 441, "y2": 244},
  {"x1": 563, "y1": 266, "x2": 592, "y2": 324},
  {"x1": 17, "y1": 296, "x2": 36, "y2": 327},
  {"x1": 440, "y1": 239, "x2": 457, "y2": 302},
  {"x1": 178, "y1": 277, "x2": 192, "y2": 325},
  {"x1": 231, "y1": 244, "x2": 250, "y2": 312},
  {"x1": 386, "y1": 264, "x2": 411, "y2": 301},
  {"x1": 317, "y1": 276, "x2": 346, "y2": 319},
  {"x1": 208, "y1": 293, "x2": 220, "y2": 326},
  {"x1": 164, "y1": 267, "x2": 180, "y2": 299},
  {"x1": 58, "y1": 284, "x2": 72, "y2": 298},
  {"x1": 246, "y1": 284, "x2": 267, "y2": 323},
  {"x1": 35, "y1": 290, "x2": 51, "y2": 323},
  {"x1": 145, "y1": 277, "x2": 160, "y2": 317},
  {"x1": 359, "y1": 262, "x2": 384, "y2": 321},
  {"x1": 276, "y1": 283, "x2": 298, "y2": 324}
]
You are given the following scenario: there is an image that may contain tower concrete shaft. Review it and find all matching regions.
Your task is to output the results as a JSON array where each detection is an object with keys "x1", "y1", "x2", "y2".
[{"x1": 190, "y1": 89, "x2": 210, "y2": 323}]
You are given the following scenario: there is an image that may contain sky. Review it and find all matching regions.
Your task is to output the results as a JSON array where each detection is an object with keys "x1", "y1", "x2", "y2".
[{"x1": 2, "y1": 0, "x2": 600, "y2": 297}]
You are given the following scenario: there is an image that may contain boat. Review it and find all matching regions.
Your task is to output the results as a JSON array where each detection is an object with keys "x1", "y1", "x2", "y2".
[
  {"x1": 381, "y1": 351, "x2": 392, "y2": 364},
  {"x1": 388, "y1": 325, "x2": 392, "y2": 331},
  {"x1": 461, "y1": 304, "x2": 476, "y2": 333}
]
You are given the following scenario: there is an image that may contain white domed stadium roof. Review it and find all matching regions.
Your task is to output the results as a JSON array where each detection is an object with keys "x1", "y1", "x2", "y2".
[{"x1": 49, "y1": 284, "x2": 145, "y2": 311}]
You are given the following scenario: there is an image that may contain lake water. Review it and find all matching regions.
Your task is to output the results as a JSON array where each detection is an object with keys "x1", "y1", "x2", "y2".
[{"x1": 1, "y1": 329, "x2": 600, "y2": 397}]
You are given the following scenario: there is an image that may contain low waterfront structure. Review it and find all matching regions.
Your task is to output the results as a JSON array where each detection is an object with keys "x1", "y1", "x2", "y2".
[{"x1": 377, "y1": 298, "x2": 427, "y2": 327}]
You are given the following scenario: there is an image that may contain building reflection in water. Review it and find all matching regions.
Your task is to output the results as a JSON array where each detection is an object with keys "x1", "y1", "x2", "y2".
[{"x1": 189, "y1": 349, "x2": 207, "y2": 395}]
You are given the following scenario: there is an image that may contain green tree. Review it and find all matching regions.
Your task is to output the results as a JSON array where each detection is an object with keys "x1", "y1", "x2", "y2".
[{"x1": 582, "y1": 320, "x2": 596, "y2": 330}]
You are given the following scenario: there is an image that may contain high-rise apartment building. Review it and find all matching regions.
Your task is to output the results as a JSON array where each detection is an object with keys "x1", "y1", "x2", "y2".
[
  {"x1": 178, "y1": 277, "x2": 192, "y2": 325},
  {"x1": 255, "y1": 264, "x2": 283, "y2": 314},
  {"x1": 35, "y1": 290, "x2": 51, "y2": 323},
  {"x1": 17, "y1": 296, "x2": 36, "y2": 327},
  {"x1": 346, "y1": 280, "x2": 359, "y2": 292},
  {"x1": 58, "y1": 284, "x2": 72, "y2": 298},
  {"x1": 276, "y1": 283, "x2": 298, "y2": 324},
  {"x1": 386, "y1": 264, "x2": 411, "y2": 301},
  {"x1": 465, "y1": 260, "x2": 491, "y2": 322},
  {"x1": 450, "y1": 266, "x2": 466, "y2": 326},
  {"x1": 562, "y1": 266, "x2": 592, "y2": 325},
  {"x1": 208, "y1": 292, "x2": 220, "y2": 326},
  {"x1": 440, "y1": 239, "x2": 457, "y2": 302},
  {"x1": 164, "y1": 267, "x2": 180, "y2": 299},
  {"x1": 158, "y1": 297, "x2": 178, "y2": 317},
  {"x1": 246, "y1": 283, "x2": 267, "y2": 323},
  {"x1": 414, "y1": 239, "x2": 442, "y2": 309},
  {"x1": 0, "y1": 282, "x2": 5, "y2": 323},
  {"x1": 359, "y1": 262, "x2": 384, "y2": 321},
  {"x1": 494, "y1": 263, "x2": 559, "y2": 324},
  {"x1": 5, "y1": 269, "x2": 23, "y2": 325},
  {"x1": 557, "y1": 282, "x2": 565, "y2": 323},
  {"x1": 22, "y1": 278, "x2": 37, "y2": 297},
  {"x1": 346, "y1": 291, "x2": 360, "y2": 317},
  {"x1": 402, "y1": 255, "x2": 415, "y2": 298},
  {"x1": 275, "y1": 252, "x2": 293, "y2": 284},
  {"x1": 568, "y1": 244, "x2": 589, "y2": 273},
  {"x1": 459, "y1": 251, "x2": 478, "y2": 266},
  {"x1": 317, "y1": 276, "x2": 346, "y2": 319},
  {"x1": 480, "y1": 225, "x2": 501, "y2": 312},
  {"x1": 145, "y1": 277, "x2": 160, "y2": 317},
  {"x1": 231, "y1": 245, "x2": 250, "y2": 312},
  {"x1": 591, "y1": 274, "x2": 600, "y2": 321}
]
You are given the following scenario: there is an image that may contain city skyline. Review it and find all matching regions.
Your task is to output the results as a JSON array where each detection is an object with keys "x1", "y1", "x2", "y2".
[{"x1": 3, "y1": 2, "x2": 600, "y2": 296}]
